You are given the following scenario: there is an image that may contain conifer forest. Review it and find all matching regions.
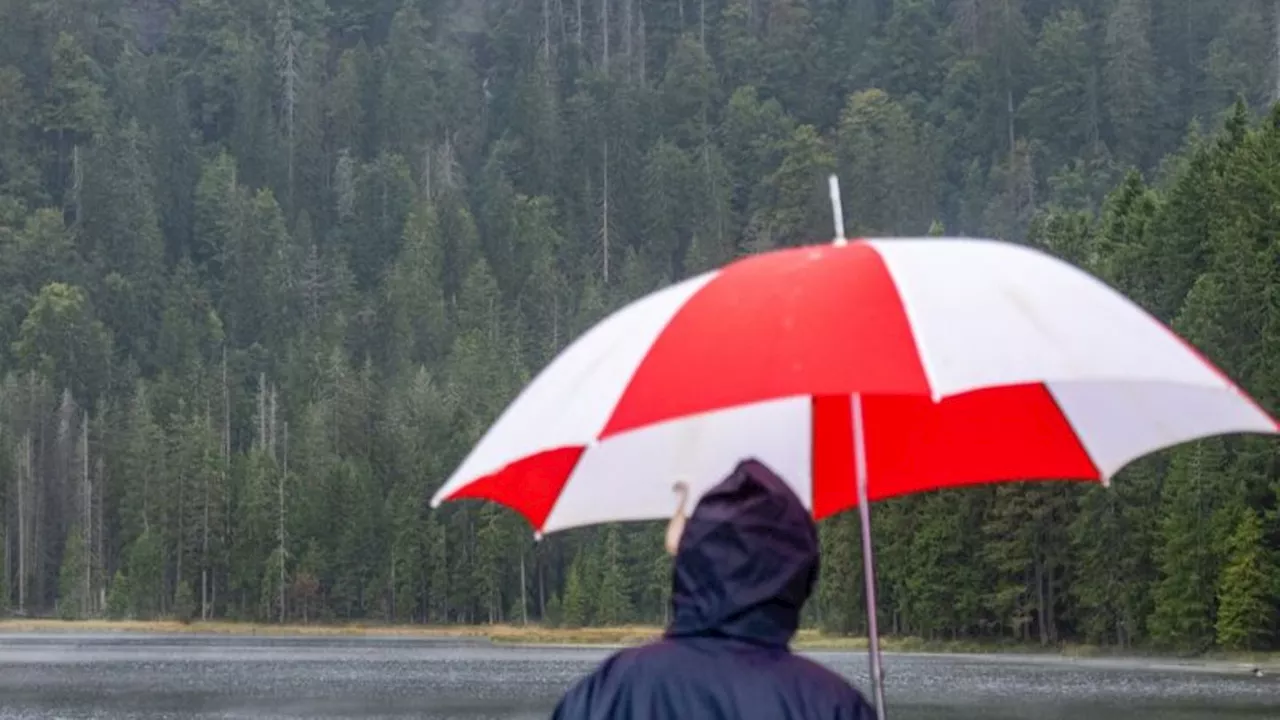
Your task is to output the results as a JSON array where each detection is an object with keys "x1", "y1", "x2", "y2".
[{"x1": 2, "y1": 0, "x2": 1280, "y2": 653}]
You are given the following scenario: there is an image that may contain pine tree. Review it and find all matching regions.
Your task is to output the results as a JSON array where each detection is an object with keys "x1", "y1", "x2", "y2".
[
  {"x1": 1149, "y1": 441, "x2": 1227, "y2": 649},
  {"x1": 1103, "y1": 0, "x2": 1157, "y2": 166},
  {"x1": 174, "y1": 580, "x2": 197, "y2": 623},
  {"x1": 594, "y1": 526, "x2": 632, "y2": 626},
  {"x1": 105, "y1": 571, "x2": 131, "y2": 620},
  {"x1": 836, "y1": 88, "x2": 938, "y2": 235},
  {"x1": 817, "y1": 512, "x2": 862, "y2": 635},
  {"x1": 125, "y1": 528, "x2": 164, "y2": 620},
  {"x1": 57, "y1": 522, "x2": 87, "y2": 620},
  {"x1": 1215, "y1": 511, "x2": 1276, "y2": 650},
  {"x1": 562, "y1": 550, "x2": 593, "y2": 628}
]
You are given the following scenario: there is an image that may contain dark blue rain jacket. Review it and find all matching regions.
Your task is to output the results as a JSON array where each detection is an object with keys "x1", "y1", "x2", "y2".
[{"x1": 550, "y1": 459, "x2": 876, "y2": 720}]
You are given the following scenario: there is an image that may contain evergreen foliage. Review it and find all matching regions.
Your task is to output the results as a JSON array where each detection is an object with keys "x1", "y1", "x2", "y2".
[{"x1": 0, "y1": 0, "x2": 1276, "y2": 651}]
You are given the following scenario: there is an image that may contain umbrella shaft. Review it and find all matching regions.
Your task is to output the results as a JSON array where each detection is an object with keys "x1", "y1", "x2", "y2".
[{"x1": 853, "y1": 393, "x2": 888, "y2": 720}]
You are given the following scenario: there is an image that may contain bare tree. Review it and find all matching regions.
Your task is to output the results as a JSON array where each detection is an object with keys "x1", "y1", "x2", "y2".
[
  {"x1": 82, "y1": 410, "x2": 90, "y2": 616},
  {"x1": 269, "y1": 383, "x2": 278, "y2": 459},
  {"x1": 70, "y1": 144, "x2": 83, "y2": 229},
  {"x1": 520, "y1": 549, "x2": 528, "y2": 625},
  {"x1": 17, "y1": 432, "x2": 28, "y2": 612},
  {"x1": 600, "y1": 141, "x2": 611, "y2": 283},
  {"x1": 601, "y1": 0, "x2": 610, "y2": 70},
  {"x1": 699, "y1": 0, "x2": 706, "y2": 47},
  {"x1": 220, "y1": 347, "x2": 231, "y2": 615},
  {"x1": 543, "y1": 0, "x2": 552, "y2": 63},
  {"x1": 1274, "y1": 0, "x2": 1280, "y2": 103},
  {"x1": 202, "y1": 407, "x2": 212, "y2": 621},
  {"x1": 576, "y1": 0, "x2": 583, "y2": 46},
  {"x1": 637, "y1": 6, "x2": 647, "y2": 83},
  {"x1": 279, "y1": 421, "x2": 288, "y2": 623},
  {"x1": 335, "y1": 149, "x2": 356, "y2": 220},
  {"x1": 275, "y1": 0, "x2": 302, "y2": 211},
  {"x1": 624, "y1": 0, "x2": 633, "y2": 74},
  {"x1": 257, "y1": 372, "x2": 267, "y2": 451}
]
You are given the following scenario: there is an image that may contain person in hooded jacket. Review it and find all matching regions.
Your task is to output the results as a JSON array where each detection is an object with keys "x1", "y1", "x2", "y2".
[{"x1": 550, "y1": 458, "x2": 877, "y2": 720}]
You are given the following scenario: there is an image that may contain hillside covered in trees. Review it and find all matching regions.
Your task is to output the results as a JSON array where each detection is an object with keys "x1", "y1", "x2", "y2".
[{"x1": 1, "y1": 0, "x2": 1279, "y2": 652}]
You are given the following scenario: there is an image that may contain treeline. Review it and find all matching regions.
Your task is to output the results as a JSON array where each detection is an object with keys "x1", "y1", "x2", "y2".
[{"x1": 0, "y1": 0, "x2": 1278, "y2": 651}]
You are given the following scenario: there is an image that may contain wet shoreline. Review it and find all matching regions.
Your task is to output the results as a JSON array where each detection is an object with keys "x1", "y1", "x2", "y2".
[
  {"x1": 2, "y1": 625, "x2": 1276, "y2": 677},
  {"x1": 0, "y1": 632, "x2": 1275, "y2": 719},
  {"x1": 2, "y1": 624, "x2": 1275, "y2": 675}
]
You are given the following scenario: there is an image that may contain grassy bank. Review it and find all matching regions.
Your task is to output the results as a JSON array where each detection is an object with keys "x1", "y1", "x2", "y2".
[
  {"x1": 0, "y1": 619, "x2": 1012, "y2": 649},
  {"x1": 0, "y1": 618, "x2": 665, "y2": 645},
  {"x1": 3, "y1": 619, "x2": 1277, "y2": 669},
  {"x1": 0, "y1": 618, "x2": 482, "y2": 638}
]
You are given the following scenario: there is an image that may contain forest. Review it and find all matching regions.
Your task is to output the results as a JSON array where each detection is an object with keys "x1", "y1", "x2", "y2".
[{"x1": 1, "y1": 0, "x2": 1279, "y2": 652}]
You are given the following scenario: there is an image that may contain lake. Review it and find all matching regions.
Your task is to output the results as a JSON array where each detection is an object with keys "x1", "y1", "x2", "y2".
[{"x1": 0, "y1": 633, "x2": 1276, "y2": 719}]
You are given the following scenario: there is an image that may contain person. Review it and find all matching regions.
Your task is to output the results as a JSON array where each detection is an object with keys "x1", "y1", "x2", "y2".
[{"x1": 550, "y1": 458, "x2": 877, "y2": 720}]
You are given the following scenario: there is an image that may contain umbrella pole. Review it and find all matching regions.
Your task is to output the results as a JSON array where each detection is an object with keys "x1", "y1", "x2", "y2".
[{"x1": 853, "y1": 392, "x2": 888, "y2": 720}]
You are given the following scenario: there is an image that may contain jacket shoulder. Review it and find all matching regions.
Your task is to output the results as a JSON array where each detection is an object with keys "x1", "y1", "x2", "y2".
[
  {"x1": 553, "y1": 642, "x2": 877, "y2": 720},
  {"x1": 549, "y1": 646, "x2": 656, "y2": 720},
  {"x1": 786, "y1": 654, "x2": 878, "y2": 719}
]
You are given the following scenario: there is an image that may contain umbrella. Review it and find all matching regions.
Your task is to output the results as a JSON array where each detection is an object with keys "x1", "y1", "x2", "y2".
[{"x1": 430, "y1": 177, "x2": 1278, "y2": 719}]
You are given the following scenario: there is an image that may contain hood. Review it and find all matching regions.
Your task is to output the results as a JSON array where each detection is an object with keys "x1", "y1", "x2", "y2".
[{"x1": 666, "y1": 459, "x2": 819, "y2": 648}]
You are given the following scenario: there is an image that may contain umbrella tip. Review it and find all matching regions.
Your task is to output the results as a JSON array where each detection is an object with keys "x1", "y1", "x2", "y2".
[{"x1": 828, "y1": 175, "x2": 847, "y2": 246}]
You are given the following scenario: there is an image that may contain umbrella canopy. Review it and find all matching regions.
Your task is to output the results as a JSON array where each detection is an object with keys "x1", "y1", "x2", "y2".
[
  {"x1": 430, "y1": 236, "x2": 1278, "y2": 533},
  {"x1": 431, "y1": 219, "x2": 1278, "y2": 720}
]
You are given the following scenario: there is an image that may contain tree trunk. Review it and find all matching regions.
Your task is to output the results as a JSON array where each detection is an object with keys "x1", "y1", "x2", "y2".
[
  {"x1": 97, "y1": 456, "x2": 105, "y2": 612},
  {"x1": 83, "y1": 411, "x2": 90, "y2": 616},
  {"x1": 601, "y1": 0, "x2": 610, "y2": 70},
  {"x1": 17, "y1": 433, "x2": 27, "y2": 612},
  {"x1": 71, "y1": 143, "x2": 82, "y2": 228},
  {"x1": 556, "y1": 0, "x2": 569, "y2": 52},
  {"x1": 623, "y1": 0, "x2": 632, "y2": 77},
  {"x1": 279, "y1": 421, "x2": 288, "y2": 623},
  {"x1": 637, "y1": 5, "x2": 646, "y2": 83},
  {"x1": 1035, "y1": 554, "x2": 1047, "y2": 646},
  {"x1": 269, "y1": 384, "x2": 278, "y2": 459},
  {"x1": 1047, "y1": 562, "x2": 1057, "y2": 644},
  {"x1": 520, "y1": 552, "x2": 528, "y2": 626},
  {"x1": 601, "y1": 141, "x2": 610, "y2": 283},
  {"x1": 543, "y1": 0, "x2": 551, "y2": 62},
  {"x1": 36, "y1": 414, "x2": 45, "y2": 610},
  {"x1": 537, "y1": 547, "x2": 546, "y2": 620},
  {"x1": 699, "y1": 0, "x2": 705, "y2": 47},
  {"x1": 1007, "y1": 88, "x2": 1016, "y2": 154},
  {"x1": 441, "y1": 526, "x2": 450, "y2": 622},
  {"x1": 176, "y1": 452, "x2": 184, "y2": 604},
  {"x1": 1274, "y1": 0, "x2": 1280, "y2": 103},
  {"x1": 220, "y1": 346, "x2": 230, "y2": 618},
  {"x1": 202, "y1": 411, "x2": 210, "y2": 621},
  {"x1": 257, "y1": 373, "x2": 267, "y2": 451}
]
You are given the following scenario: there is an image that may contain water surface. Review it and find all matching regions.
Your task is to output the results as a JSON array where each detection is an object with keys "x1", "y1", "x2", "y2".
[{"x1": 0, "y1": 633, "x2": 1275, "y2": 719}]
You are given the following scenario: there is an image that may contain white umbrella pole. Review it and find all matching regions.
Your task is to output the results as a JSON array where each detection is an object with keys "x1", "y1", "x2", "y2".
[
  {"x1": 853, "y1": 392, "x2": 887, "y2": 720},
  {"x1": 828, "y1": 175, "x2": 886, "y2": 717},
  {"x1": 829, "y1": 175, "x2": 847, "y2": 246}
]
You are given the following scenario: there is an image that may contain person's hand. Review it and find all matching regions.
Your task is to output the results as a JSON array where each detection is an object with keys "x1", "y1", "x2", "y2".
[{"x1": 664, "y1": 481, "x2": 690, "y2": 556}]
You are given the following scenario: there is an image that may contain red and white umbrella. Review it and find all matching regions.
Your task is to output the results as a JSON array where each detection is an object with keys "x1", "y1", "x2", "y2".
[
  {"x1": 431, "y1": 237, "x2": 1276, "y2": 532},
  {"x1": 430, "y1": 180, "x2": 1277, "y2": 718}
]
